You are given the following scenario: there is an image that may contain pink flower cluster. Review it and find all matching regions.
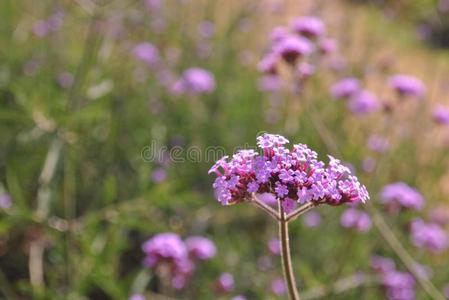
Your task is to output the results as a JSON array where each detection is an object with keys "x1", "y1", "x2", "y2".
[
  {"x1": 209, "y1": 133, "x2": 369, "y2": 208},
  {"x1": 142, "y1": 233, "x2": 216, "y2": 289}
]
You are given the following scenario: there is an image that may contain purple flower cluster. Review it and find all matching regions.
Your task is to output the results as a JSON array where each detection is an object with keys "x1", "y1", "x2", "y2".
[
  {"x1": 432, "y1": 105, "x2": 449, "y2": 125},
  {"x1": 330, "y1": 77, "x2": 380, "y2": 115},
  {"x1": 142, "y1": 233, "x2": 216, "y2": 289},
  {"x1": 32, "y1": 11, "x2": 65, "y2": 37},
  {"x1": 215, "y1": 272, "x2": 235, "y2": 293},
  {"x1": 209, "y1": 133, "x2": 369, "y2": 207},
  {"x1": 388, "y1": 75, "x2": 426, "y2": 99},
  {"x1": 133, "y1": 42, "x2": 160, "y2": 66},
  {"x1": 258, "y1": 15, "x2": 336, "y2": 91},
  {"x1": 410, "y1": 218, "x2": 449, "y2": 253},
  {"x1": 380, "y1": 182, "x2": 424, "y2": 212},
  {"x1": 340, "y1": 208, "x2": 372, "y2": 232},
  {"x1": 371, "y1": 256, "x2": 416, "y2": 300},
  {"x1": 172, "y1": 68, "x2": 216, "y2": 95}
]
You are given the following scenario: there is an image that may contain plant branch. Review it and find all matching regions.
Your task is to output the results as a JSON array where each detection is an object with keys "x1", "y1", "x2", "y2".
[
  {"x1": 251, "y1": 193, "x2": 280, "y2": 221},
  {"x1": 279, "y1": 199, "x2": 301, "y2": 300}
]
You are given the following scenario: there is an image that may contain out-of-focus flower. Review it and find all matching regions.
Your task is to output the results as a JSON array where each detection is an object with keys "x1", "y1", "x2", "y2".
[
  {"x1": 432, "y1": 105, "x2": 449, "y2": 125},
  {"x1": 371, "y1": 256, "x2": 396, "y2": 274},
  {"x1": 215, "y1": 273, "x2": 235, "y2": 293},
  {"x1": 256, "y1": 192, "x2": 277, "y2": 206},
  {"x1": 274, "y1": 35, "x2": 313, "y2": 64},
  {"x1": 380, "y1": 182, "x2": 424, "y2": 212},
  {"x1": 382, "y1": 270, "x2": 416, "y2": 300},
  {"x1": 209, "y1": 133, "x2": 369, "y2": 206},
  {"x1": 268, "y1": 238, "x2": 280, "y2": 255},
  {"x1": 443, "y1": 283, "x2": 449, "y2": 299},
  {"x1": 290, "y1": 16, "x2": 325, "y2": 38},
  {"x1": 347, "y1": 90, "x2": 380, "y2": 115},
  {"x1": 185, "y1": 236, "x2": 216, "y2": 260},
  {"x1": 198, "y1": 21, "x2": 215, "y2": 39},
  {"x1": 129, "y1": 294, "x2": 145, "y2": 300},
  {"x1": 257, "y1": 255, "x2": 273, "y2": 271},
  {"x1": 133, "y1": 42, "x2": 160, "y2": 66},
  {"x1": 258, "y1": 75, "x2": 282, "y2": 92},
  {"x1": 410, "y1": 218, "x2": 449, "y2": 253},
  {"x1": 0, "y1": 193, "x2": 12, "y2": 209},
  {"x1": 362, "y1": 157, "x2": 376, "y2": 173},
  {"x1": 367, "y1": 135, "x2": 390, "y2": 153},
  {"x1": 270, "y1": 26, "x2": 289, "y2": 43},
  {"x1": 56, "y1": 72, "x2": 74, "y2": 89},
  {"x1": 340, "y1": 208, "x2": 372, "y2": 232},
  {"x1": 270, "y1": 278, "x2": 286, "y2": 295},
  {"x1": 172, "y1": 68, "x2": 216, "y2": 95},
  {"x1": 303, "y1": 211, "x2": 321, "y2": 227},
  {"x1": 258, "y1": 53, "x2": 279, "y2": 75},
  {"x1": 151, "y1": 168, "x2": 167, "y2": 183},
  {"x1": 330, "y1": 77, "x2": 360, "y2": 100},
  {"x1": 428, "y1": 207, "x2": 449, "y2": 225},
  {"x1": 297, "y1": 62, "x2": 316, "y2": 79},
  {"x1": 231, "y1": 295, "x2": 247, "y2": 300},
  {"x1": 319, "y1": 38, "x2": 337, "y2": 55},
  {"x1": 389, "y1": 75, "x2": 426, "y2": 99},
  {"x1": 145, "y1": 0, "x2": 163, "y2": 11},
  {"x1": 32, "y1": 11, "x2": 64, "y2": 37}
]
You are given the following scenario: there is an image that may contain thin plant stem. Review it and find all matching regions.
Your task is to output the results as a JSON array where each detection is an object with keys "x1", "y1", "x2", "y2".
[
  {"x1": 278, "y1": 199, "x2": 301, "y2": 300},
  {"x1": 251, "y1": 193, "x2": 280, "y2": 221},
  {"x1": 286, "y1": 201, "x2": 320, "y2": 223}
]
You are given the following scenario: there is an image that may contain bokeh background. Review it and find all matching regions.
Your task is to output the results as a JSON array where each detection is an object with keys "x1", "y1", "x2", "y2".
[{"x1": 1, "y1": 0, "x2": 449, "y2": 299}]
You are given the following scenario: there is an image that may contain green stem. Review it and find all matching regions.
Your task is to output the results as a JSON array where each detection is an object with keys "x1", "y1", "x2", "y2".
[{"x1": 279, "y1": 200, "x2": 301, "y2": 300}]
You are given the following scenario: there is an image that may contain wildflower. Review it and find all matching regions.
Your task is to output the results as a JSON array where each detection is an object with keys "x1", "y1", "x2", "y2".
[
  {"x1": 129, "y1": 294, "x2": 145, "y2": 300},
  {"x1": 0, "y1": 193, "x2": 12, "y2": 209},
  {"x1": 371, "y1": 256, "x2": 396, "y2": 274},
  {"x1": 268, "y1": 238, "x2": 281, "y2": 255},
  {"x1": 231, "y1": 295, "x2": 247, "y2": 300},
  {"x1": 367, "y1": 135, "x2": 390, "y2": 152},
  {"x1": 319, "y1": 38, "x2": 337, "y2": 54},
  {"x1": 330, "y1": 77, "x2": 360, "y2": 100},
  {"x1": 389, "y1": 75, "x2": 426, "y2": 99},
  {"x1": 380, "y1": 183, "x2": 424, "y2": 212},
  {"x1": 185, "y1": 236, "x2": 216, "y2": 260},
  {"x1": 273, "y1": 35, "x2": 313, "y2": 64},
  {"x1": 432, "y1": 105, "x2": 449, "y2": 125},
  {"x1": 410, "y1": 218, "x2": 449, "y2": 253},
  {"x1": 133, "y1": 42, "x2": 160, "y2": 66},
  {"x1": 198, "y1": 21, "x2": 215, "y2": 39},
  {"x1": 382, "y1": 270, "x2": 416, "y2": 300},
  {"x1": 258, "y1": 53, "x2": 279, "y2": 75},
  {"x1": 56, "y1": 72, "x2": 74, "y2": 89},
  {"x1": 302, "y1": 211, "x2": 321, "y2": 227},
  {"x1": 290, "y1": 16, "x2": 325, "y2": 38},
  {"x1": 270, "y1": 26, "x2": 289, "y2": 43},
  {"x1": 209, "y1": 133, "x2": 369, "y2": 207},
  {"x1": 257, "y1": 75, "x2": 282, "y2": 92},
  {"x1": 215, "y1": 273, "x2": 235, "y2": 293},
  {"x1": 151, "y1": 168, "x2": 167, "y2": 183},
  {"x1": 340, "y1": 208, "x2": 372, "y2": 232},
  {"x1": 347, "y1": 90, "x2": 380, "y2": 115},
  {"x1": 270, "y1": 278, "x2": 287, "y2": 295},
  {"x1": 173, "y1": 68, "x2": 216, "y2": 95}
]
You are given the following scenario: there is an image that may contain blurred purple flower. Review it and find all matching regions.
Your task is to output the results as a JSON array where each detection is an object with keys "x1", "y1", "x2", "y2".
[
  {"x1": 274, "y1": 35, "x2": 313, "y2": 64},
  {"x1": 198, "y1": 21, "x2": 215, "y2": 39},
  {"x1": 258, "y1": 75, "x2": 282, "y2": 92},
  {"x1": 297, "y1": 62, "x2": 316, "y2": 79},
  {"x1": 231, "y1": 295, "x2": 247, "y2": 300},
  {"x1": 56, "y1": 72, "x2": 74, "y2": 89},
  {"x1": 268, "y1": 238, "x2": 281, "y2": 255},
  {"x1": 330, "y1": 77, "x2": 360, "y2": 100},
  {"x1": 133, "y1": 42, "x2": 160, "y2": 66},
  {"x1": 173, "y1": 68, "x2": 216, "y2": 95},
  {"x1": 340, "y1": 208, "x2": 372, "y2": 232},
  {"x1": 367, "y1": 135, "x2": 390, "y2": 152},
  {"x1": 444, "y1": 283, "x2": 449, "y2": 299},
  {"x1": 256, "y1": 193, "x2": 277, "y2": 206},
  {"x1": 410, "y1": 218, "x2": 449, "y2": 253},
  {"x1": 347, "y1": 90, "x2": 380, "y2": 115},
  {"x1": 371, "y1": 255, "x2": 396, "y2": 274},
  {"x1": 33, "y1": 20, "x2": 50, "y2": 37},
  {"x1": 151, "y1": 168, "x2": 167, "y2": 183},
  {"x1": 302, "y1": 211, "x2": 321, "y2": 228},
  {"x1": 432, "y1": 105, "x2": 449, "y2": 125},
  {"x1": 270, "y1": 26, "x2": 289, "y2": 43},
  {"x1": 382, "y1": 270, "x2": 416, "y2": 300},
  {"x1": 0, "y1": 193, "x2": 12, "y2": 209},
  {"x1": 142, "y1": 233, "x2": 187, "y2": 267},
  {"x1": 362, "y1": 157, "x2": 376, "y2": 173},
  {"x1": 185, "y1": 236, "x2": 216, "y2": 260},
  {"x1": 129, "y1": 294, "x2": 145, "y2": 300},
  {"x1": 145, "y1": 0, "x2": 163, "y2": 11},
  {"x1": 270, "y1": 278, "x2": 286, "y2": 295},
  {"x1": 258, "y1": 53, "x2": 279, "y2": 75},
  {"x1": 380, "y1": 182, "x2": 424, "y2": 212},
  {"x1": 290, "y1": 16, "x2": 325, "y2": 38},
  {"x1": 389, "y1": 75, "x2": 426, "y2": 99},
  {"x1": 215, "y1": 273, "x2": 234, "y2": 293},
  {"x1": 319, "y1": 38, "x2": 337, "y2": 55}
]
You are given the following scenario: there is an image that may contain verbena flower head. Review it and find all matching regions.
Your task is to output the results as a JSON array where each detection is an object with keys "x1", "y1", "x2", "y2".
[
  {"x1": 380, "y1": 182, "x2": 424, "y2": 212},
  {"x1": 173, "y1": 68, "x2": 216, "y2": 95},
  {"x1": 209, "y1": 133, "x2": 369, "y2": 207},
  {"x1": 270, "y1": 278, "x2": 287, "y2": 295},
  {"x1": 347, "y1": 90, "x2": 380, "y2": 115},
  {"x1": 432, "y1": 105, "x2": 449, "y2": 125},
  {"x1": 185, "y1": 236, "x2": 217, "y2": 260},
  {"x1": 273, "y1": 35, "x2": 313, "y2": 64},
  {"x1": 389, "y1": 75, "x2": 426, "y2": 99},
  {"x1": 340, "y1": 208, "x2": 372, "y2": 232},
  {"x1": 410, "y1": 218, "x2": 449, "y2": 253},
  {"x1": 290, "y1": 16, "x2": 325, "y2": 38},
  {"x1": 215, "y1": 273, "x2": 235, "y2": 293},
  {"x1": 382, "y1": 270, "x2": 416, "y2": 300},
  {"x1": 330, "y1": 77, "x2": 360, "y2": 100},
  {"x1": 133, "y1": 42, "x2": 160, "y2": 66}
]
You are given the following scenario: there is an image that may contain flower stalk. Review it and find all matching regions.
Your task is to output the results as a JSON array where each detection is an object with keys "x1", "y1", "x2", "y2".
[{"x1": 279, "y1": 199, "x2": 301, "y2": 300}]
